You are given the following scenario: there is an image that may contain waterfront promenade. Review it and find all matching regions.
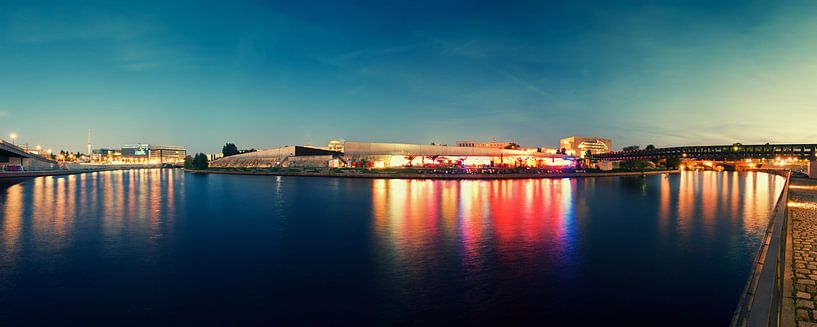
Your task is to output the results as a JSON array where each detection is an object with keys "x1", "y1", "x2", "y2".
[
  {"x1": 790, "y1": 178, "x2": 817, "y2": 326},
  {"x1": 187, "y1": 168, "x2": 677, "y2": 179}
]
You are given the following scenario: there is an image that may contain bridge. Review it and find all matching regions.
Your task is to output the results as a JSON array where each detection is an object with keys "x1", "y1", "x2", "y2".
[
  {"x1": 591, "y1": 143, "x2": 817, "y2": 161},
  {"x1": 0, "y1": 140, "x2": 59, "y2": 171}
]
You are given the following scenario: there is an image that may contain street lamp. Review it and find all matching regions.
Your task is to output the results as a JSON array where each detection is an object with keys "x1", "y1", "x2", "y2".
[{"x1": 10, "y1": 133, "x2": 16, "y2": 144}]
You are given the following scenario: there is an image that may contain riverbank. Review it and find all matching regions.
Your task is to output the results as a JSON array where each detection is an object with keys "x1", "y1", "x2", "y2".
[
  {"x1": 186, "y1": 168, "x2": 678, "y2": 179},
  {"x1": 0, "y1": 166, "x2": 161, "y2": 179}
]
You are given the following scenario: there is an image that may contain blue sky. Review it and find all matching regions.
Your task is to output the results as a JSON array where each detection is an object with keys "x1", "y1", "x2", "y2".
[{"x1": 1, "y1": 0, "x2": 816, "y2": 154}]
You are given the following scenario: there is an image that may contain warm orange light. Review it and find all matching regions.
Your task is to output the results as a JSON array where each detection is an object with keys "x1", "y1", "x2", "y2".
[{"x1": 789, "y1": 201, "x2": 817, "y2": 209}]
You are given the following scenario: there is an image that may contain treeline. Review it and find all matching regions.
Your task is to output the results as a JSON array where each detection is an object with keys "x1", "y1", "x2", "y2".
[
  {"x1": 184, "y1": 153, "x2": 208, "y2": 170},
  {"x1": 183, "y1": 142, "x2": 256, "y2": 170},
  {"x1": 222, "y1": 143, "x2": 256, "y2": 157}
]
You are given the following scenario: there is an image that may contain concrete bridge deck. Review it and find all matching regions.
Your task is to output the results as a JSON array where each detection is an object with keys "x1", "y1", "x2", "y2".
[{"x1": 0, "y1": 140, "x2": 59, "y2": 171}]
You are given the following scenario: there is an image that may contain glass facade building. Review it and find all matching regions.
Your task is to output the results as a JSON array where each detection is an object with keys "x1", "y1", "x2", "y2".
[{"x1": 120, "y1": 144, "x2": 186, "y2": 164}]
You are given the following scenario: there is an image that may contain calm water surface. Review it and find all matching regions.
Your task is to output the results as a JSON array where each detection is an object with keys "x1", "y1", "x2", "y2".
[{"x1": 0, "y1": 170, "x2": 784, "y2": 325}]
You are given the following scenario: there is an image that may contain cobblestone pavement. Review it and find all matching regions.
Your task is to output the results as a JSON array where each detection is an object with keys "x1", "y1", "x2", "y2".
[{"x1": 789, "y1": 178, "x2": 817, "y2": 327}]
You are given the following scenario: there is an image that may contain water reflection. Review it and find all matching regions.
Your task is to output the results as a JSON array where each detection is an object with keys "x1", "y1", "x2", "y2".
[
  {"x1": 0, "y1": 169, "x2": 183, "y2": 267},
  {"x1": 1, "y1": 183, "x2": 23, "y2": 267},
  {"x1": 370, "y1": 172, "x2": 784, "y2": 278},
  {"x1": 371, "y1": 178, "x2": 580, "y2": 302},
  {"x1": 367, "y1": 172, "x2": 784, "y2": 322}
]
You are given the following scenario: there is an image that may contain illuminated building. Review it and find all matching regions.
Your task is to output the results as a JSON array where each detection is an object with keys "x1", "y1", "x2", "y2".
[
  {"x1": 211, "y1": 140, "x2": 575, "y2": 169},
  {"x1": 120, "y1": 144, "x2": 186, "y2": 164},
  {"x1": 92, "y1": 148, "x2": 122, "y2": 162},
  {"x1": 559, "y1": 136, "x2": 612, "y2": 158}
]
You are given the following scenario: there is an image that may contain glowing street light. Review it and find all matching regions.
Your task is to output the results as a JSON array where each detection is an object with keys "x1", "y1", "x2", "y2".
[{"x1": 10, "y1": 133, "x2": 16, "y2": 144}]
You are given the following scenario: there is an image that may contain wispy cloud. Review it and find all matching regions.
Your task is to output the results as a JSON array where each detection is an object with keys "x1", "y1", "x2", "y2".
[
  {"x1": 491, "y1": 66, "x2": 554, "y2": 99},
  {"x1": 2, "y1": 6, "x2": 184, "y2": 70},
  {"x1": 310, "y1": 41, "x2": 431, "y2": 73},
  {"x1": 3, "y1": 7, "x2": 155, "y2": 43}
]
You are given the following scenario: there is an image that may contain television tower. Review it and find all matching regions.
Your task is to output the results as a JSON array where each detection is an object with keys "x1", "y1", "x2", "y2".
[{"x1": 87, "y1": 129, "x2": 92, "y2": 155}]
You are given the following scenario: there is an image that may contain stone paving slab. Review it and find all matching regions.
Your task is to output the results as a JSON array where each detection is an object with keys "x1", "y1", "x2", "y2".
[{"x1": 789, "y1": 178, "x2": 817, "y2": 326}]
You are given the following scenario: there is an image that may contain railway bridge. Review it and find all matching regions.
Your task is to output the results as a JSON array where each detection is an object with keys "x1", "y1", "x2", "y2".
[
  {"x1": 590, "y1": 143, "x2": 817, "y2": 176},
  {"x1": 591, "y1": 143, "x2": 817, "y2": 161}
]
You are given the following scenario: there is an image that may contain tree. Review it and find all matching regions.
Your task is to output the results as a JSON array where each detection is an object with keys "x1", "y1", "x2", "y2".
[
  {"x1": 621, "y1": 159, "x2": 649, "y2": 171},
  {"x1": 192, "y1": 153, "x2": 209, "y2": 170},
  {"x1": 623, "y1": 145, "x2": 640, "y2": 151},
  {"x1": 665, "y1": 157, "x2": 682, "y2": 169},
  {"x1": 183, "y1": 155, "x2": 194, "y2": 169},
  {"x1": 222, "y1": 143, "x2": 240, "y2": 157}
]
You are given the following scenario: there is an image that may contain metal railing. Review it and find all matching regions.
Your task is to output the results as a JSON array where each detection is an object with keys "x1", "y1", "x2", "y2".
[{"x1": 731, "y1": 169, "x2": 791, "y2": 327}]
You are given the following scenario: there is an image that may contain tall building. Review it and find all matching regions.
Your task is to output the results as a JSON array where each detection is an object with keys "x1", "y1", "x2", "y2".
[
  {"x1": 560, "y1": 136, "x2": 612, "y2": 158},
  {"x1": 87, "y1": 129, "x2": 92, "y2": 155}
]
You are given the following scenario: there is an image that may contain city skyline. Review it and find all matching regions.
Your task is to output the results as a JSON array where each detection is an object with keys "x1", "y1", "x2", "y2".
[{"x1": 2, "y1": 1, "x2": 817, "y2": 154}]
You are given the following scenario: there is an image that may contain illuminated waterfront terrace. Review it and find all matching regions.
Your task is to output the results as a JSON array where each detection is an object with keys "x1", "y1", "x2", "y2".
[{"x1": 211, "y1": 140, "x2": 575, "y2": 169}]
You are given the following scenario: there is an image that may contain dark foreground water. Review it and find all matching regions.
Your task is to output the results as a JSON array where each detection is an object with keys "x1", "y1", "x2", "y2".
[{"x1": 0, "y1": 170, "x2": 784, "y2": 325}]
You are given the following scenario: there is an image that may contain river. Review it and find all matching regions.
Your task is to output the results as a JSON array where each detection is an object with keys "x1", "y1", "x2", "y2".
[{"x1": 0, "y1": 170, "x2": 785, "y2": 325}]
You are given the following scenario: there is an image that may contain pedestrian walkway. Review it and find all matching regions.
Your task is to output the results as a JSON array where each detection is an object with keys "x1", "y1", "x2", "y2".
[{"x1": 789, "y1": 178, "x2": 817, "y2": 327}]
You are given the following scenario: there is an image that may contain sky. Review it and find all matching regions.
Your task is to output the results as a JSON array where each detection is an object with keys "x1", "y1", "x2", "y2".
[{"x1": 1, "y1": 0, "x2": 816, "y2": 154}]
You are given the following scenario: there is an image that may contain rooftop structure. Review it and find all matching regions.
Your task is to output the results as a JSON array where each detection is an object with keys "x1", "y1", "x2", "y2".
[{"x1": 456, "y1": 140, "x2": 517, "y2": 149}]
